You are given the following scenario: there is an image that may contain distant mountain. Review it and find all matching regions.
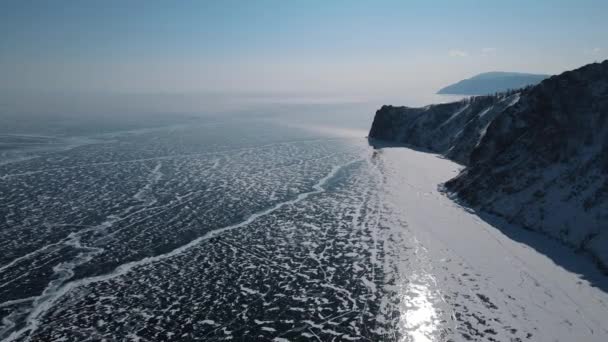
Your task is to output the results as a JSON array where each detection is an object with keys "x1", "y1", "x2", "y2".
[
  {"x1": 369, "y1": 60, "x2": 608, "y2": 270},
  {"x1": 437, "y1": 71, "x2": 549, "y2": 95}
]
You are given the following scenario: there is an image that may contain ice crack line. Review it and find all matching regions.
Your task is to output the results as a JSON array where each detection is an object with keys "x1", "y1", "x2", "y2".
[
  {"x1": 0, "y1": 137, "x2": 350, "y2": 180},
  {"x1": 3, "y1": 158, "x2": 362, "y2": 342}
]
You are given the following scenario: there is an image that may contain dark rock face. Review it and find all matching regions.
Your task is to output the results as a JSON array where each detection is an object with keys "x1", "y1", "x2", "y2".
[
  {"x1": 369, "y1": 92, "x2": 522, "y2": 164},
  {"x1": 369, "y1": 60, "x2": 608, "y2": 269}
]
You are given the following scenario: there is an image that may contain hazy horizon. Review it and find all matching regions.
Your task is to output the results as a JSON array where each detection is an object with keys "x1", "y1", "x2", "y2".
[{"x1": 2, "y1": 0, "x2": 607, "y2": 110}]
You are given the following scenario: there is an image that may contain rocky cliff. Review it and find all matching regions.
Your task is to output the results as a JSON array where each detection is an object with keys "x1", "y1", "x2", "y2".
[
  {"x1": 369, "y1": 91, "x2": 522, "y2": 164},
  {"x1": 369, "y1": 60, "x2": 608, "y2": 269}
]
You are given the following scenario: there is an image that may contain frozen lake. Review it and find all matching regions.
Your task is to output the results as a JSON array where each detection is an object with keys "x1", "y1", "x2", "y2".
[{"x1": 1, "y1": 104, "x2": 607, "y2": 341}]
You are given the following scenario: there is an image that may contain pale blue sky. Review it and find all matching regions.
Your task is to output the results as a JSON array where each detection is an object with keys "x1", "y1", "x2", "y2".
[{"x1": 1, "y1": 0, "x2": 607, "y2": 96}]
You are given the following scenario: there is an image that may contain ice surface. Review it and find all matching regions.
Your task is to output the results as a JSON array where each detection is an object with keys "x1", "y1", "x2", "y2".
[{"x1": 1, "y1": 119, "x2": 607, "y2": 341}]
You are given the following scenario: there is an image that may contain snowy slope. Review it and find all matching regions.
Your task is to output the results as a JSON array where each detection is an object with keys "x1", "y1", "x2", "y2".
[{"x1": 369, "y1": 60, "x2": 608, "y2": 269}]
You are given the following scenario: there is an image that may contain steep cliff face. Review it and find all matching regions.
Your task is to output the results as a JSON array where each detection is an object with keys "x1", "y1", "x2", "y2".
[
  {"x1": 369, "y1": 92, "x2": 521, "y2": 164},
  {"x1": 369, "y1": 60, "x2": 608, "y2": 269}
]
